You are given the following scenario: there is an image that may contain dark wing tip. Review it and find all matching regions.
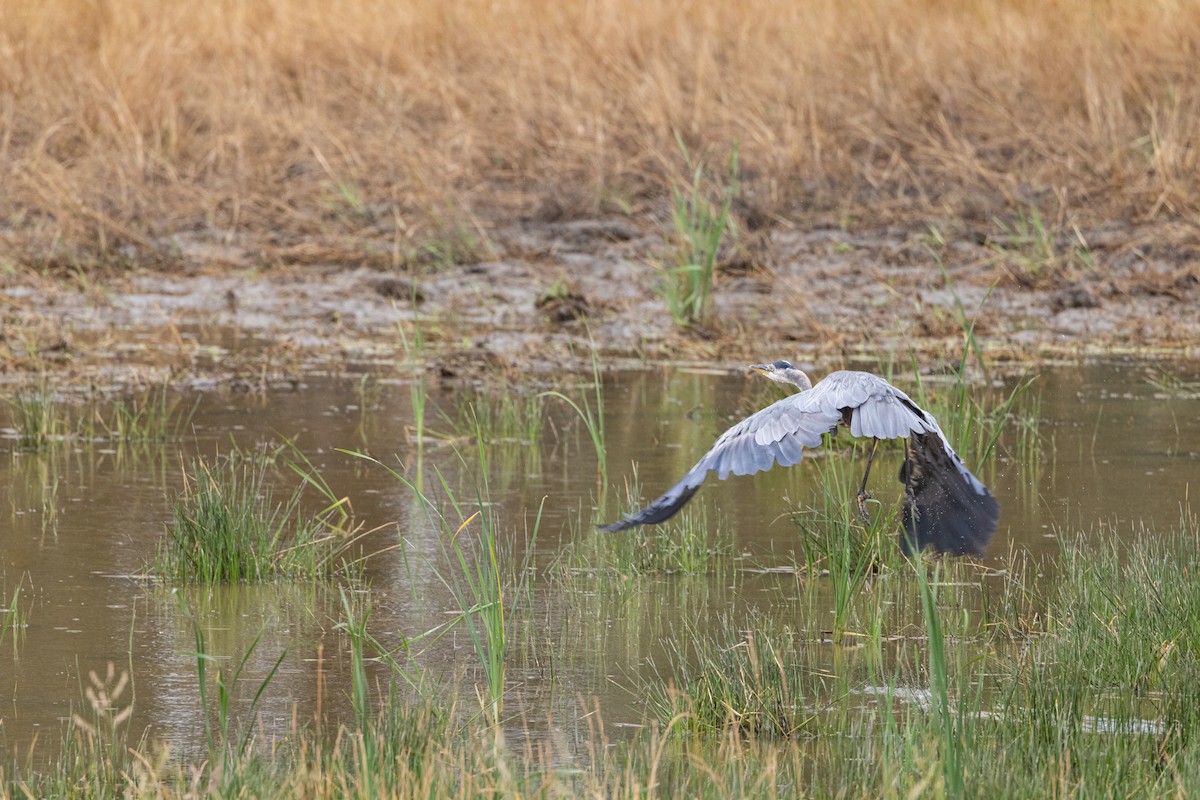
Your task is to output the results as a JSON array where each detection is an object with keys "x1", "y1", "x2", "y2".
[
  {"x1": 596, "y1": 518, "x2": 634, "y2": 533},
  {"x1": 596, "y1": 484, "x2": 702, "y2": 533}
]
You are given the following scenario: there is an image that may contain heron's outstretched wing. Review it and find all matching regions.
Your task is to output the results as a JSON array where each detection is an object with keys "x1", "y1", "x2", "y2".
[
  {"x1": 597, "y1": 371, "x2": 937, "y2": 532},
  {"x1": 596, "y1": 392, "x2": 841, "y2": 532}
]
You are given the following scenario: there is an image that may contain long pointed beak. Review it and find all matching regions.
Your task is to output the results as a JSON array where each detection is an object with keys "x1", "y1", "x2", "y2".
[{"x1": 748, "y1": 364, "x2": 772, "y2": 374}]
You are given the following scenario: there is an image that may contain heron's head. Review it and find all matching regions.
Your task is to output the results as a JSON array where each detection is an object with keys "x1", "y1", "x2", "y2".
[{"x1": 749, "y1": 360, "x2": 812, "y2": 392}]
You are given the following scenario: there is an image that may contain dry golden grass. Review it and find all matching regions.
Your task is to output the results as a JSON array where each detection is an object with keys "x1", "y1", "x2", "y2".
[{"x1": 2, "y1": 0, "x2": 1198, "y2": 268}]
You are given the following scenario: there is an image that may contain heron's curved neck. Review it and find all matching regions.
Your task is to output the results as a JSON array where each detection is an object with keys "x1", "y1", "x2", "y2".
[{"x1": 785, "y1": 369, "x2": 812, "y2": 392}]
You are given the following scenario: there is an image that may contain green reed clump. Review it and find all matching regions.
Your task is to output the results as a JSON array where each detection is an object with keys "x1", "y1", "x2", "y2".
[
  {"x1": 100, "y1": 384, "x2": 198, "y2": 446},
  {"x1": 157, "y1": 456, "x2": 344, "y2": 584},
  {"x1": 660, "y1": 138, "x2": 739, "y2": 328},
  {"x1": 563, "y1": 503, "x2": 731, "y2": 577},
  {"x1": 450, "y1": 387, "x2": 545, "y2": 446},
  {"x1": 647, "y1": 613, "x2": 814, "y2": 737},
  {"x1": 5, "y1": 388, "x2": 68, "y2": 450}
]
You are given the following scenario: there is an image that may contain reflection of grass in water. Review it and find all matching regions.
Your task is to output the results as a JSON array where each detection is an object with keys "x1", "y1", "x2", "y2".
[
  {"x1": 342, "y1": 437, "x2": 539, "y2": 726},
  {"x1": 351, "y1": 372, "x2": 382, "y2": 447},
  {"x1": 0, "y1": 574, "x2": 30, "y2": 654},
  {"x1": 1147, "y1": 368, "x2": 1200, "y2": 400},
  {"x1": 177, "y1": 593, "x2": 287, "y2": 791},
  {"x1": 1011, "y1": 389, "x2": 1050, "y2": 506},
  {"x1": 7, "y1": 450, "x2": 63, "y2": 540}
]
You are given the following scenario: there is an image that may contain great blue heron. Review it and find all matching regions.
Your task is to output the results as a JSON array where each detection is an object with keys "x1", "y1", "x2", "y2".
[{"x1": 598, "y1": 360, "x2": 1000, "y2": 556}]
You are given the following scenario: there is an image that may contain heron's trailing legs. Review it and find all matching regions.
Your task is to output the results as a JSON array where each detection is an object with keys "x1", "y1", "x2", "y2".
[{"x1": 856, "y1": 438, "x2": 880, "y2": 522}]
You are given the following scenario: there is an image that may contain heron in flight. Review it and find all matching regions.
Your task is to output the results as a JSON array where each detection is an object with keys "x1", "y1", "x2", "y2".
[{"x1": 599, "y1": 361, "x2": 1000, "y2": 556}]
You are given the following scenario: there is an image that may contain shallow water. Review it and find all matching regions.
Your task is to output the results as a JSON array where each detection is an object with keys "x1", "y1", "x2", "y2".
[{"x1": 1, "y1": 357, "x2": 1197, "y2": 759}]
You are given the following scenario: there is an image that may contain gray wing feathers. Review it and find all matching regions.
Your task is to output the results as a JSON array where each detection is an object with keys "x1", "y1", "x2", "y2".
[
  {"x1": 702, "y1": 394, "x2": 838, "y2": 480},
  {"x1": 821, "y1": 373, "x2": 988, "y2": 499},
  {"x1": 597, "y1": 395, "x2": 838, "y2": 532},
  {"x1": 850, "y1": 392, "x2": 929, "y2": 440}
]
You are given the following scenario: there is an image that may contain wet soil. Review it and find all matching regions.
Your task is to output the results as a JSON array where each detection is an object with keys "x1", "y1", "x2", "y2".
[{"x1": 3, "y1": 217, "x2": 1197, "y2": 390}]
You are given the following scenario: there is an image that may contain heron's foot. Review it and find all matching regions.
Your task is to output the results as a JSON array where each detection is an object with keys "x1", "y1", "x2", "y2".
[{"x1": 856, "y1": 491, "x2": 873, "y2": 523}]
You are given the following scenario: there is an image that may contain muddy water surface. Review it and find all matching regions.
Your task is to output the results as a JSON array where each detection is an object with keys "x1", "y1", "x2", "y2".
[{"x1": 1, "y1": 359, "x2": 1197, "y2": 759}]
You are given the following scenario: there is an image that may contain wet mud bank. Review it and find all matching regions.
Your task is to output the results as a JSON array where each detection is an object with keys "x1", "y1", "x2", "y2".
[{"x1": 3, "y1": 217, "x2": 1197, "y2": 392}]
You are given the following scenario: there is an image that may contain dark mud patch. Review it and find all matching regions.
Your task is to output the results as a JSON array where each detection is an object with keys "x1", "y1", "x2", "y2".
[{"x1": 2, "y1": 218, "x2": 1197, "y2": 392}]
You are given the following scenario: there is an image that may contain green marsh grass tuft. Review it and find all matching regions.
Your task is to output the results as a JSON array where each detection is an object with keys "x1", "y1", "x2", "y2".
[
  {"x1": 991, "y1": 204, "x2": 1094, "y2": 286},
  {"x1": 450, "y1": 385, "x2": 545, "y2": 447},
  {"x1": 396, "y1": 312, "x2": 430, "y2": 452},
  {"x1": 5, "y1": 388, "x2": 68, "y2": 450},
  {"x1": 788, "y1": 438, "x2": 906, "y2": 642},
  {"x1": 5, "y1": 383, "x2": 197, "y2": 456},
  {"x1": 561, "y1": 468, "x2": 732, "y2": 577},
  {"x1": 157, "y1": 455, "x2": 348, "y2": 584},
  {"x1": 647, "y1": 613, "x2": 814, "y2": 737},
  {"x1": 99, "y1": 384, "x2": 197, "y2": 447},
  {"x1": 540, "y1": 341, "x2": 607, "y2": 486},
  {"x1": 660, "y1": 139, "x2": 740, "y2": 328}
]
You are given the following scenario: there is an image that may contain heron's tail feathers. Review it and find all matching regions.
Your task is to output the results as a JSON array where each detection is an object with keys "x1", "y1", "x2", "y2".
[{"x1": 899, "y1": 433, "x2": 1000, "y2": 556}]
